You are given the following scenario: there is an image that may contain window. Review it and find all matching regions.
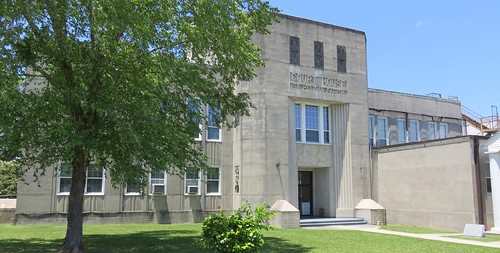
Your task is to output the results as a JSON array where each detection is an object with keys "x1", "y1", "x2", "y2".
[
  {"x1": 427, "y1": 122, "x2": 437, "y2": 140},
  {"x1": 185, "y1": 170, "x2": 200, "y2": 195},
  {"x1": 314, "y1": 41, "x2": 324, "y2": 69},
  {"x1": 323, "y1": 107, "x2": 330, "y2": 144},
  {"x1": 295, "y1": 104, "x2": 301, "y2": 142},
  {"x1": 125, "y1": 182, "x2": 140, "y2": 195},
  {"x1": 289, "y1": 36, "x2": 300, "y2": 65},
  {"x1": 377, "y1": 117, "x2": 388, "y2": 146},
  {"x1": 57, "y1": 164, "x2": 72, "y2": 194},
  {"x1": 207, "y1": 104, "x2": 221, "y2": 141},
  {"x1": 58, "y1": 165, "x2": 105, "y2": 195},
  {"x1": 305, "y1": 105, "x2": 319, "y2": 142},
  {"x1": 206, "y1": 168, "x2": 221, "y2": 195},
  {"x1": 85, "y1": 166, "x2": 104, "y2": 194},
  {"x1": 188, "y1": 99, "x2": 202, "y2": 141},
  {"x1": 149, "y1": 171, "x2": 166, "y2": 195},
  {"x1": 439, "y1": 123, "x2": 448, "y2": 139},
  {"x1": 397, "y1": 119, "x2": 406, "y2": 144},
  {"x1": 337, "y1": 45, "x2": 347, "y2": 73},
  {"x1": 486, "y1": 162, "x2": 492, "y2": 193},
  {"x1": 369, "y1": 116, "x2": 375, "y2": 146},
  {"x1": 409, "y1": 120, "x2": 420, "y2": 142},
  {"x1": 296, "y1": 103, "x2": 330, "y2": 144}
]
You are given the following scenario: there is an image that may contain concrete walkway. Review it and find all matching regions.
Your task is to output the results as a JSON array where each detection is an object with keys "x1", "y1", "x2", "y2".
[{"x1": 304, "y1": 224, "x2": 500, "y2": 249}]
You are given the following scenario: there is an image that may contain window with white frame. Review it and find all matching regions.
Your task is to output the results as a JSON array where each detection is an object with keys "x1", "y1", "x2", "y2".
[
  {"x1": 185, "y1": 170, "x2": 201, "y2": 194},
  {"x1": 323, "y1": 107, "x2": 330, "y2": 144},
  {"x1": 125, "y1": 181, "x2": 141, "y2": 195},
  {"x1": 296, "y1": 103, "x2": 330, "y2": 144},
  {"x1": 305, "y1": 105, "x2": 320, "y2": 142},
  {"x1": 57, "y1": 164, "x2": 72, "y2": 194},
  {"x1": 409, "y1": 120, "x2": 420, "y2": 142},
  {"x1": 369, "y1": 115, "x2": 375, "y2": 146},
  {"x1": 149, "y1": 171, "x2": 166, "y2": 195},
  {"x1": 207, "y1": 104, "x2": 221, "y2": 141},
  {"x1": 427, "y1": 122, "x2": 437, "y2": 140},
  {"x1": 397, "y1": 119, "x2": 406, "y2": 144},
  {"x1": 85, "y1": 166, "x2": 104, "y2": 194},
  {"x1": 188, "y1": 99, "x2": 202, "y2": 141},
  {"x1": 486, "y1": 162, "x2": 492, "y2": 193},
  {"x1": 377, "y1": 117, "x2": 388, "y2": 146},
  {"x1": 439, "y1": 123, "x2": 448, "y2": 139},
  {"x1": 295, "y1": 104, "x2": 301, "y2": 142},
  {"x1": 206, "y1": 168, "x2": 221, "y2": 195}
]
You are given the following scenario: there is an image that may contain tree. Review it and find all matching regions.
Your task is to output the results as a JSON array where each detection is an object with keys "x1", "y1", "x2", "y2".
[
  {"x1": 0, "y1": 1, "x2": 278, "y2": 252},
  {"x1": 0, "y1": 160, "x2": 20, "y2": 196}
]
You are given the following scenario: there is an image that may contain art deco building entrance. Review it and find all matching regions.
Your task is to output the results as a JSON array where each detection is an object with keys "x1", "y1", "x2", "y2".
[{"x1": 298, "y1": 171, "x2": 313, "y2": 216}]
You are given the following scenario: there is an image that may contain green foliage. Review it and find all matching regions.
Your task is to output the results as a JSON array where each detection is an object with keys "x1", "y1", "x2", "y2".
[
  {"x1": 0, "y1": 0, "x2": 279, "y2": 186},
  {"x1": 0, "y1": 160, "x2": 20, "y2": 196},
  {"x1": 201, "y1": 202, "x2": 275, "y2": 252},
  {"x1": 0, "y1": 1, "x2": 278, "y2": 250}
]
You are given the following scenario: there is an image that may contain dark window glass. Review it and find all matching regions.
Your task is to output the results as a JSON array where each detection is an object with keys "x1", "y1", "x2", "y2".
[
  {"x1": 337, "y1": 45, "x2": 346, "y2": 73},
  {"x1": 290, "y1": 36, "x2": 300, "y2": 65},
  {"x1": 314, "y1": 41, "x2": 324, "y2": 69}
]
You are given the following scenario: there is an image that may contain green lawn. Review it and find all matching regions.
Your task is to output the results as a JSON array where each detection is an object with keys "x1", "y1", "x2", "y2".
[
  {"x1": 447, "y1": 234, "x2": 500, "y2": 243},
  {"x1": 379, "y1": 224, "x2": 456, "y2": 234},
  {"x1": 0, "y1": 223, "x2": 499, "y2": 253}
]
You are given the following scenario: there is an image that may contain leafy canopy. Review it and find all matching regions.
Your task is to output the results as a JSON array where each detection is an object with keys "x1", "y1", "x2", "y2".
[
  {"x1": 0, "y1": 1, "x2": 278, "y2": 186},
  {"x1": 0, "y1": 160, "x2": 21, "y2": 196}
]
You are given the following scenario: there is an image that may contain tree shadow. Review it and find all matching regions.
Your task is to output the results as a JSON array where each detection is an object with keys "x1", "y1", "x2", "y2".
[
  {"x1": 0, "y1": 229, "x2": 312, "y2": 253},
  {"x1": 263, "y1": 236, "x2": 314, "y2": 252}
]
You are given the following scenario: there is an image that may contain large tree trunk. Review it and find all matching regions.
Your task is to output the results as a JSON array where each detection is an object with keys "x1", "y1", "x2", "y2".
[{"x1": 59, "y1": 147, "x2": 86, "y2": 253}]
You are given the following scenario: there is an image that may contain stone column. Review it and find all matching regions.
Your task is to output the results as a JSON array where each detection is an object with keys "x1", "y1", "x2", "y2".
[{"x1": 489, "y1": 152, "x2": 500, "y2": 233}]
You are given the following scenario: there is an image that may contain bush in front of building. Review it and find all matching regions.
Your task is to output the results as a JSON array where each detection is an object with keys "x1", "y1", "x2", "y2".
[{"x1": 200, "y1": 202, "x2": 275, "y2": 252}]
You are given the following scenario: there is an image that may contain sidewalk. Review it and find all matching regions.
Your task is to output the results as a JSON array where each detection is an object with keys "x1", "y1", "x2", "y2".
[{"x1": 304, "y1": 224, "x2": 500, "y2": 249}]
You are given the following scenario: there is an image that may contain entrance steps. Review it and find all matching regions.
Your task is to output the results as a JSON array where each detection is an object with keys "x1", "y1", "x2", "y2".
[{"x1": 300, "y1": 217, "x2": 368, "y2": 227}]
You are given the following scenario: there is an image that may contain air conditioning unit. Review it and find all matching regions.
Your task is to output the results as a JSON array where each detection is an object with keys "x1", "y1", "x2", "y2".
[
  {"x1": 152, "y1": 184, "x2": 165, "y2": 195},
  {"x1": 187, "y1": 185, "x2": 199, "y2": 194}
]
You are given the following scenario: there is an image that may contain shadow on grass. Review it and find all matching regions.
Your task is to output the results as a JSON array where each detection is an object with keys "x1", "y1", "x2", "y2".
[
  {"x1": 263, "y1": 236, "x2": 314, "y2": 252},
  {"x1": 0, "y1": 230, "x2": 311, "y2": 253}
]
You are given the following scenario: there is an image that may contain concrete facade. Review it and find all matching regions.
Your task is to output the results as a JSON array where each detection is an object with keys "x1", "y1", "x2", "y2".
[
  {"x1": 15, "y1": 14, "x2": 370, "y2": 225},
  {"x1": 373, "y1": 136, "x2": 492, "y2": 231},
  {"x1": 14, "y1": 14, "x2": 494, "y2": 232},
  {"x1": 368, "y1": 88, "x2": 463, "y2": 147}
]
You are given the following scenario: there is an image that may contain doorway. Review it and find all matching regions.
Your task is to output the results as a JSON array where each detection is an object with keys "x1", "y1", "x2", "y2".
[{"x1": 298, "y1": 171, "x2": 313, "y2": 216}]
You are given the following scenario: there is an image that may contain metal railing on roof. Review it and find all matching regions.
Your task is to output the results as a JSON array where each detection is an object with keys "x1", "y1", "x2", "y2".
[{"x1": 480, "y1": 106, "x2": 500, "y2": 133}]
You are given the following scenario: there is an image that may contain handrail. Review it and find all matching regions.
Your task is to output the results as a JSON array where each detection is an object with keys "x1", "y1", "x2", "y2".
[
  {"x1": 480, "y1": 116, "x2": 500, "y2": 132},
  {"x1": 462, "y1": 105, "x2": 484, "y2": 121}
]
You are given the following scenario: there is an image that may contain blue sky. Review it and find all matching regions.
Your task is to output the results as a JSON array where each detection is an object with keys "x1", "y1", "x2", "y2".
[{"x1": 269, "y1": 0, "x2": 499, "y2": 117}]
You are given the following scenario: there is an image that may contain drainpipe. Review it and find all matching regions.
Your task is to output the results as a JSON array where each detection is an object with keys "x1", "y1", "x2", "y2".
[{"x1": 473, "y1": 138, "x2": 485, "y2": 224}]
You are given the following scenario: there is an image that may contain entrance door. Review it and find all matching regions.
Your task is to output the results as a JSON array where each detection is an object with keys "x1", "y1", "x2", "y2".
[{"x1": 298, "y1": 171, "x2": 313, "y2": 216}]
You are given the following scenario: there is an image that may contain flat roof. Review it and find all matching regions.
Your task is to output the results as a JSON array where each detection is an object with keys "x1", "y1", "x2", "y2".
[
  {"x1": 368, "y1": 87, "x2": 461, "y2": 105},
  {"x1": 275, "y1": 13, "x2": 366, "y2": 37}
]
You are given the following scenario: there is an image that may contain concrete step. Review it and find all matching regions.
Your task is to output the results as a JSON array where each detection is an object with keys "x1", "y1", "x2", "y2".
[{"x1": 300, "y1": 217, "x2": 368, "y2": 227}]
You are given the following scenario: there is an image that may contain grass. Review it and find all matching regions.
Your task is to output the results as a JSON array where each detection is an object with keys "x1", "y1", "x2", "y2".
[
  {"x1": 0, "y1": 223, "x2": 499, "y2": 252},
  {"x1": 447, "y1": 234, "x2": 500, "y2": 243},
  {"x1": 379, "y1": 224, "x2": 456, "y2": 234}
]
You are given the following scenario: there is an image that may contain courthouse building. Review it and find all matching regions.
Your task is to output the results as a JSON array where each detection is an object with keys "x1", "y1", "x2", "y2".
[{"x1": 14, "y1": 14, "x2": 497, "y2": 231}]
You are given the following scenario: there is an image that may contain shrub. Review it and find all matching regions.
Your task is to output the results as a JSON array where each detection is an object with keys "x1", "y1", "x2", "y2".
[{"x1": 201, "y1": 202, "x2": 275, "y2": 252}]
